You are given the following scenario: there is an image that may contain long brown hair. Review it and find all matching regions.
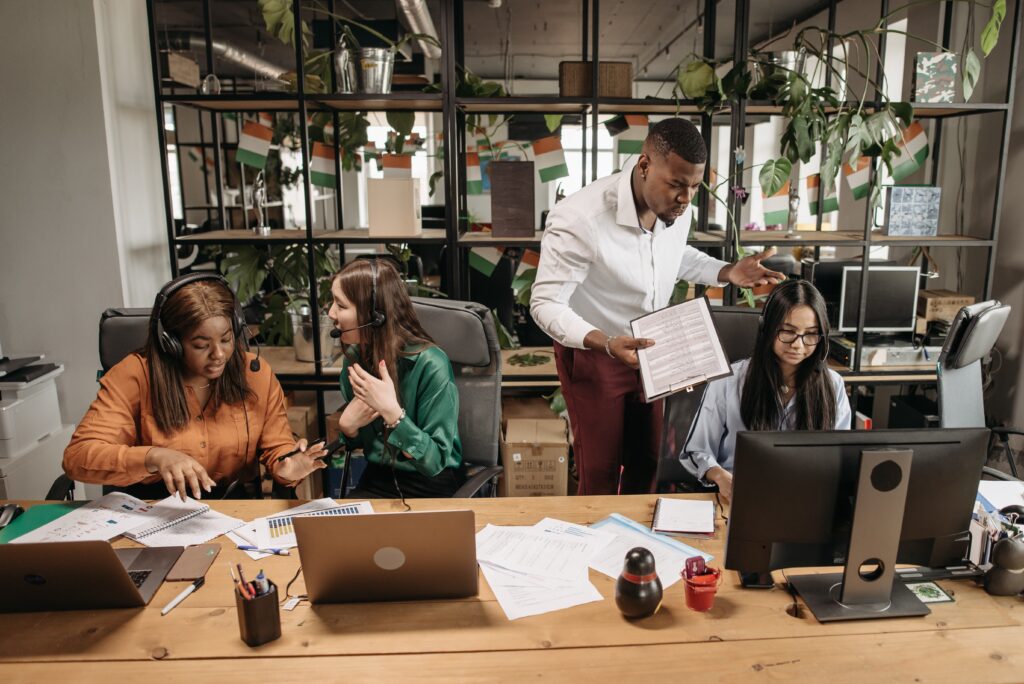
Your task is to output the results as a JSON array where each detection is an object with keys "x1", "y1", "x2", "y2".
[
  {"x1": 334, "y1": 259, "x2": 435, "y2": 394},
  {"x1": 740, "y1": 279, "x2": 837, "y2": 432},
  {"x1": 143, "y1": 280, "x2": 251, "y2": 433}
]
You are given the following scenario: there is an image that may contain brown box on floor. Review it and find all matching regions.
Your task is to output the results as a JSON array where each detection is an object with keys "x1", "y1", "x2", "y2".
[
  {"x1": 502, "y1": 396, "x2": 559, "y2": 421},
  {"x1": 500, "y1": 418, "x2": 569, "y2": 497},
  {"x1": 918, "y1": 289, "x2": 975, "y2": 323}
]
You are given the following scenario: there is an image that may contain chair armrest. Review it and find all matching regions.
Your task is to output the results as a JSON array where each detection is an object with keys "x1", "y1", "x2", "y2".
[
  {"x1": 991, "y1": 427, "x2": 1024, "y2": 438},
  {"x1": 452, "y1": 465, "x2": 503, "y2": 498}
]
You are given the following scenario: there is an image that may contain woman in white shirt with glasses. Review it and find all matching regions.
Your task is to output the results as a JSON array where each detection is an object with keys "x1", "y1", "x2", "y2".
[{"x1": 682, "y1": 279, "x2": 851, "y2": 504}]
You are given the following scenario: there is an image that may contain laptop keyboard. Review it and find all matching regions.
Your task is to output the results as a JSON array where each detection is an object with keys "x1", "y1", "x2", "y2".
[{"x1": 128, "y1": 570, "x2": 152, "y2": 588}]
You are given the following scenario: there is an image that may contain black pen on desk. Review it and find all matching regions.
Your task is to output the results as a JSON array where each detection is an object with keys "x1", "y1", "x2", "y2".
[
  {"x1": 275, "y1": 439, "x2": 327, "y2": 463},
  {"x1": 161, "y1": 577, "x2": 204, "y2": 616}
]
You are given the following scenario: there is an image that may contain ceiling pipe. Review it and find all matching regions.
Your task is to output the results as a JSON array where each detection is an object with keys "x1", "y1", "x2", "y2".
[
  {"x1": 160, "y1": 31, "x2": 289, "y2": 82},
  {"x1": 396, "y1": 0, "x2": 443, "y2": 59}
]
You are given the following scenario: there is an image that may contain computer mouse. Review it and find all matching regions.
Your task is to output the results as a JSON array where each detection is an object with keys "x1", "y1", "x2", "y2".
[
  {"x1": 0, "y1": 503, "x2": 24, "y2": 529},
  {"x1": 999, "y1": 504, "x2": 1024, "y2": 520}
]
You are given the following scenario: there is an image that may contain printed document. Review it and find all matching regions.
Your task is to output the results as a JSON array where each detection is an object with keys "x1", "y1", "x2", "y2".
[{"x1": 630, "y1": 296, "x2": 732, "y2": 402}]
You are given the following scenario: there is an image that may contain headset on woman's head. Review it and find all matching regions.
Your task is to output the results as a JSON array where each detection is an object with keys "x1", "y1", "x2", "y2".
[
  {"x1": 151, "y1": 272, "x2": 259, "y2": 372},
  {"x1": 367, "y1": 258, "x2": 386, "y2": 328}
]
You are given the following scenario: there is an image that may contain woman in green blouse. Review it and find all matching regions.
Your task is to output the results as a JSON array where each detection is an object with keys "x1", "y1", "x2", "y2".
[{"x1": 327, "y1": 258, "x2": 463, "y2": 498}]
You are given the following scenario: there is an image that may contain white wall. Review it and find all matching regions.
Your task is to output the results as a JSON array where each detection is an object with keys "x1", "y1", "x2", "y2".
[{"x1": 0, "y1": 0, "x2": 167, "y2": 431}]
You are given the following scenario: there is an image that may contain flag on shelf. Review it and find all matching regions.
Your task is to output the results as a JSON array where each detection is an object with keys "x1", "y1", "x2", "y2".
[
  {"x1": 890, "y1": 122, "x2": 930, "y2": 182},
  {"x1": 186, "y1": 146, "x2": 214, "y2": 169},
  {"x1": 762, "y1": 180, "x2": 791, "y2": 226},
  {"x1": 843, "y1": 156, "x2": 872, "y2": 200},
  {"x1": 309, "y1": 142, "x2": 336, "y2": 188},
  {"x1": 475, "y1": 135, "x2": 492, "y2": 158},
  {"x1": 363, "y1": 142, "x2": 381, "y2": 164},
  {"x1": 469, "y1": 247, "x2": 504, "y2": 276},
  {"x1": 515, "y1": 249, "x2": 540, "y2": 279},
  {"x1": 236, "y1": 121, "x2": 273, "y2": 169},
  {"x1": 382, "y1": 153, "x2": 413, "y2": 178},
  {"x1": 615, "y1": 115, "x2": 648, "y2": 155},
  {"x1": 466, "y1": 152, "x2": 484, "y2": 194},
  {"x1": 532, "y1": 136, "x2": 570, "y2": 183},
  {"x1": 258, "y1": 112, "x2": 274, "y2": 128},
  {"x1": 806, "y1": 173, "x2": 839, "y2": 215}
]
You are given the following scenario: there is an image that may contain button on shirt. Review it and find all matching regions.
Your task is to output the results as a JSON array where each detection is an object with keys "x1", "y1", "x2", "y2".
[
  {"x1": 531, "y1": 164, "x2": 730, "y2": 349},
  {"x1": 682, "y1": 358, "x2": 852, "y2": 480}
]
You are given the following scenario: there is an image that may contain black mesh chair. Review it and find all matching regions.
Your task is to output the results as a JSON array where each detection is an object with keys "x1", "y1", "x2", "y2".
[{"x1": 656, "y1": 306, "x2": 762, "y2": 492}]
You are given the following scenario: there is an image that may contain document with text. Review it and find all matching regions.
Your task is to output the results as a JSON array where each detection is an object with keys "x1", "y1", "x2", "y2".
[{"x1": 630, "y1": 296, "x2": 732, "y2": 402}]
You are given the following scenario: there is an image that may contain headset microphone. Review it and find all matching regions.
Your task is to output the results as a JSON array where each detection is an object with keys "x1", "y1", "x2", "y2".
[{"x1": 331, "y1": 321, "x2": 375, "y2": 338}]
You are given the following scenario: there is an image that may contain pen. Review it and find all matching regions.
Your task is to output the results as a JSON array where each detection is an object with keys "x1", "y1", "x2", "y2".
[
  {"x1": 236, "y1": 563, "x2": 254, "y2": 599},
  {"x1": 237, "y1": 545, "x2": 291, "y2": 556},
  {"x1": 275, "y1": 439, "x2": 327, "y2": 463},
  {"x1": 161, "y1": 577, "x2": 205, "y2": 616}
]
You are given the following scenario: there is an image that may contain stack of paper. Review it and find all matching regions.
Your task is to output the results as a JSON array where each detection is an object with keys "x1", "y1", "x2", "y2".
[
  {"x1": 229, "y1": 498, "x2": 374, "y2": 559},
  {"x1": 11, "y1": 492, "x2": 157, "y2": 544},
  {"x1": 651, "y1": 497, "x2": 716, "y2": 538},
  {"x1": 476, "y1": 518, "x2": 614, "y2": 620},
  {"x1": 589, "y1": 513, "x2": 712, "y2": 589}
]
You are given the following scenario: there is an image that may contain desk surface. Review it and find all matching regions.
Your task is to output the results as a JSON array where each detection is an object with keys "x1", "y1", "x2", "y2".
[{"x1": 1, "y1": 495, "x2": 1022, "y2": 682}]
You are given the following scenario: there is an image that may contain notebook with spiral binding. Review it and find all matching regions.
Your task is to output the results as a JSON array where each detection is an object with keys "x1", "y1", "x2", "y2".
[{"x1": 125, "y1": 496, "x2": 244, "y2": 547}]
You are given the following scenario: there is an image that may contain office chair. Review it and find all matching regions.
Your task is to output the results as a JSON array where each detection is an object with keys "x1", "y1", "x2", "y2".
[
  {"x1": 407, "y1": 297, "x2": 503, "y2": 497},
  {"x1": 657, "y1": 307, "x2": 762, "y2": 492},
  {"x1": 937, "y1": 300, "x2": 1020, "y2": 481}
]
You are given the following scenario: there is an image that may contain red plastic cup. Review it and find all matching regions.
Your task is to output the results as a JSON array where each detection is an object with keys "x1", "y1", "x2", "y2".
[{"x1": 683, "y1": 566, "x2": 721, "y2": 612}]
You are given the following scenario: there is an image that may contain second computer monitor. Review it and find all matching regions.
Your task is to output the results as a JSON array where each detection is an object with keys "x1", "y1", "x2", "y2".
[{"x1": 838, "y1": 265, "x2": 921, "y2": 333}]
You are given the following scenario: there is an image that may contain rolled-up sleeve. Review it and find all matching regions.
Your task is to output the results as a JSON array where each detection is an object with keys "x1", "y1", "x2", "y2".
[
  {"x1": 63, "y1": 356, "x2": 152, "y2": 486},
  {"x1": 530, "y1": 207, "x2": 599, "y2": 349}
]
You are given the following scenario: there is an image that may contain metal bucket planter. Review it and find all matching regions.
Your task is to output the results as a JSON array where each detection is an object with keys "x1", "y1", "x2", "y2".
[
  {"x1": 358, "y1": 47, "x2": 395, "y2": 94},
  {"x1": 290, "y1": 310, "x2": 337, "y2": 362}
]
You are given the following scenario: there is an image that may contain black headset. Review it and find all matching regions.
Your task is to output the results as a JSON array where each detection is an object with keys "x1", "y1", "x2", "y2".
[
  {"x1": 368, "y1": 258, "x2": 386, "y2": 328},
  {"x1": 151, "y1": 272, "x2": 260, "y2": 372}
]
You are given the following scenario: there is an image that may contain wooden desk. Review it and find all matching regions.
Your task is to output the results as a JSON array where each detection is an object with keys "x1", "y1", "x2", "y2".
[{"x1": 2, "y1": 495, "x2": 1022, "y2": 682}]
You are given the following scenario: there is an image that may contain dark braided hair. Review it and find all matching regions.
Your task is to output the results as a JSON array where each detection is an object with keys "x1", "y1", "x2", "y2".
[{"x1": 646, "y1": 118, "x2": 707, "y2": 164}]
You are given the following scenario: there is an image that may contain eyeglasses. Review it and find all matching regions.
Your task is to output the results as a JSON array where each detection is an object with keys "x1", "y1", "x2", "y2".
[{"x1": 777, "y1": 330, "x2": 823, "y2": 346}]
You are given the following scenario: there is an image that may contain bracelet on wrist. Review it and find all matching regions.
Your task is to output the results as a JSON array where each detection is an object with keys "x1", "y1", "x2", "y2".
[
  {"x1": 383, "y1": 408, "x2": 406, "y2": 430},
  {"x1": 604, "y1": 335, "x2": 617, "y2": 358}
]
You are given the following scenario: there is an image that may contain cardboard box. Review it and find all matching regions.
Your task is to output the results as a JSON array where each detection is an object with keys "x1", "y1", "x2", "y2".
[
  {"x1": 502, "y1": 396, "x2": 559, "y2": 421},
  {"x1": 287, "y1": 405, "x2": 317, "y2": 441},
  {"x1": 500, "y1": 418, "x2": 569, "y2": 497},
  {"x1": 160, "y1": 52, "x2": 201, "y2": 88},
  {"x1": 368, "y1": 177, "x2": 422, "y2": 237},
  {"x1": 559, "y1": 61, "x2": 633, "y2": 97},
  {"x1": 917, "y1": 289, "x2": 975, "y2": 323}
]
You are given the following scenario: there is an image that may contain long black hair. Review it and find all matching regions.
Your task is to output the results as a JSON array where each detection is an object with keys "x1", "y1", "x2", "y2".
[{"x1": 740, "y1": 279, "x2": 836, "y2": 431}]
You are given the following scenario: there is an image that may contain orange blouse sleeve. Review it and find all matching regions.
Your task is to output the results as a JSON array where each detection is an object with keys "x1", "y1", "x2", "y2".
[{"x1": 62, "y1": 355, "x2": 154, "y2": 486}]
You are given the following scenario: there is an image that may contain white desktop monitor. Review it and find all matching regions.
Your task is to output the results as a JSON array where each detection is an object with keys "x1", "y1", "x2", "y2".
[{"x1": 838, "y1": 265, "x2": 920, "y2": 333}]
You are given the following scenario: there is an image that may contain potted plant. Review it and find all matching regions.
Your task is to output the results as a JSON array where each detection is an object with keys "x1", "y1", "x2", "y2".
[{"x1": 219, "y1": 243, "x2": 340, "y2": 361}]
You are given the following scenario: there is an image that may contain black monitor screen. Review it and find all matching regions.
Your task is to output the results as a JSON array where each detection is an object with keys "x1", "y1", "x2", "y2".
[
  {"x1": 839, "y1": 266, "x2": 920, "y2": 333},
  {"x1": 724, "y1": 428, "x2": 988, "y2": 575}
]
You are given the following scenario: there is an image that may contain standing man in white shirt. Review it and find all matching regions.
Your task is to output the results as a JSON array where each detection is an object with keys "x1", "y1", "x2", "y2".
[{"x1": 530, "y1": 118, "x2": 784, "y2": 495}]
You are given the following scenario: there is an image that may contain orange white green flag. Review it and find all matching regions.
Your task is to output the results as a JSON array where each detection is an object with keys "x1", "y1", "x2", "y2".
[{"x1": 237, "y1": 121, "x2": 273, "y2": 169}]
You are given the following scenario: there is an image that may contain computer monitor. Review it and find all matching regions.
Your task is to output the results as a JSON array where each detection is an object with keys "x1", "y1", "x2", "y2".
[
  {"x1": 724, "y1": 427, "x2": 988, "y2": 622},
  {"x1": 800, "y1": 258, "x2": 895, "y2": 328},
  {"x1": 838, "y1": 265, "x2": 920, "y2": 333}
]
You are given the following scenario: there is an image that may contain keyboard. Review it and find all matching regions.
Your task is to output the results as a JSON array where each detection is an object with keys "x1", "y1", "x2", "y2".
[{"x1": 128, "y1": 570, "x2": 152, "y2": 588}]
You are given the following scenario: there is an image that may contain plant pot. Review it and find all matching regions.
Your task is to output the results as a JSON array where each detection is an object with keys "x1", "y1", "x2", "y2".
[
  {"x1": 290, "y1": 311, "x2": 336, "y2": 362},
  {"x1": 489, "y1": 161, "x2": 536, "y2": 237},
  {"x1": 358, "y1": 47, "x2": 395, "y2": 94}
]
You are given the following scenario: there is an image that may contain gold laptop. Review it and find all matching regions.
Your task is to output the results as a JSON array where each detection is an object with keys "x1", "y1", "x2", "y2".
[{"x1": 294, "y1": 509, "x2": 478, "y2": 604}]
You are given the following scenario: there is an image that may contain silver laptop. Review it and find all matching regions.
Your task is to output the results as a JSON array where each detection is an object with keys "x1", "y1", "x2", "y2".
[
  {"x1": 295, "y1": 510, "x2": 478, "y2": 604},
  {"x1": 0, "y1": 541, "x2": 183, "y2": 612}
]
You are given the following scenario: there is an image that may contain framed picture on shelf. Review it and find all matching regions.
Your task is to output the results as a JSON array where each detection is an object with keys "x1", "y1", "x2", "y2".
[{"x1": 882, "y1": 186, "x2": 941, "y2": 237}]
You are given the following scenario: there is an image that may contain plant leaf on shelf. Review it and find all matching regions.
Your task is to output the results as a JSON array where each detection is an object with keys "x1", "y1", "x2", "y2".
[
  {"x1": 759, "y1": 158, "x2": 792, "y2": 197},
  {"x1": 963, "y1": 48, "x2": 981, "y2": 102}
]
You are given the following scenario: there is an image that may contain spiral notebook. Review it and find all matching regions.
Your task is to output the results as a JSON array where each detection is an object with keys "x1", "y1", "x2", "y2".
[{"x1": 125, "y1": 496, "x2": 244, "y2": 547}]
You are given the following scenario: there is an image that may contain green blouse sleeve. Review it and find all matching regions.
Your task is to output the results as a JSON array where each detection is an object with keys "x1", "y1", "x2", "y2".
[{"x1": 386, "y1": 348, "x2": 462, "y2": 477}]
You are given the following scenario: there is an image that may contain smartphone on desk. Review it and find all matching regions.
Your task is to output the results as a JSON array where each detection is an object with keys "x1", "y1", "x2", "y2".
[{"x1": 166, "y1": 543, "x2": 221, "y2": 582}]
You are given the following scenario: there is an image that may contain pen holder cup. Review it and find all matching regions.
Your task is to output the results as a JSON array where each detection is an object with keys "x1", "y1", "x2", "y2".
[
  {"x1": 683, "y1": 567, "x2": 721, "y2": 612},
  {"x1": 235, "y1": 581, "x2": 281, "y2": 647}
]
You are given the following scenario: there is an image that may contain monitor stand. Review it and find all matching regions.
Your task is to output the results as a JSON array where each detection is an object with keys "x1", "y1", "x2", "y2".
[{"x1": 788, "y1": 448, "x2": 931, "y2": 623}]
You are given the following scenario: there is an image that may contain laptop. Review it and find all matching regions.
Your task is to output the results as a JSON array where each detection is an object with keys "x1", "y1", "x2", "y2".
[
  {"x1": 0, "y1": 541, "x2": 183, "y2": 612},
  {"x1": 295, "y1": 510, "x2": 478, "y2": 604}
]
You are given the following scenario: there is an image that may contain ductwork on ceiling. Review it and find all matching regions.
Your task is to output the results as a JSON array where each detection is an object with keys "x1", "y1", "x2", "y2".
[
  {"x1": 159, "y1": 31, "x2": 289, "y2": 82},
  {"x1": 396, "y1": 0, "x2": 442, "y2": 60}
]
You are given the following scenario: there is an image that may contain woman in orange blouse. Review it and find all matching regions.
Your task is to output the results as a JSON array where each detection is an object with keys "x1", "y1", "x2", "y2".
[{"x1": 63, "y1": 274, "x2": 326, "y2": 500}]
